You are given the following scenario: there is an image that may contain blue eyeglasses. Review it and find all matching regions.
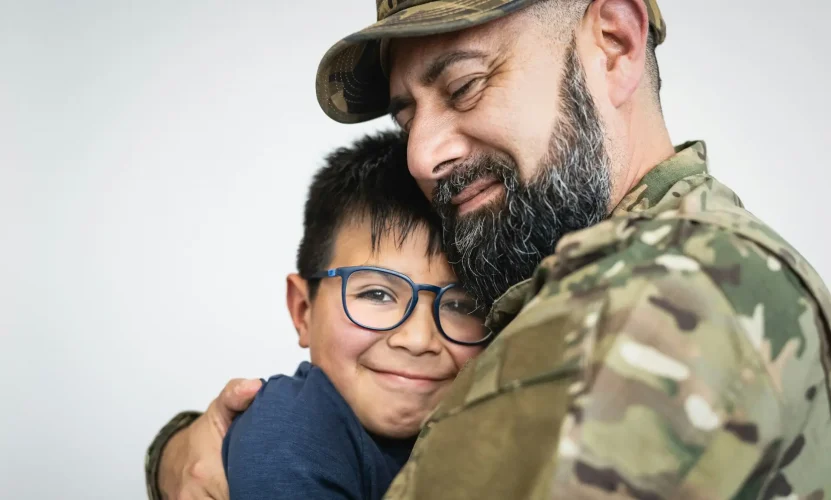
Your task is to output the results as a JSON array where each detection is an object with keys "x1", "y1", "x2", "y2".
[{"x1": 308, "y1": 265, "x2": 492, "y2": 346}]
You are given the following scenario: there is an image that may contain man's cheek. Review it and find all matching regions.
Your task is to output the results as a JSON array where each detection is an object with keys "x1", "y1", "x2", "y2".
[{"x1": 415, "y1": 177, "x2": 434, "y2": 201}]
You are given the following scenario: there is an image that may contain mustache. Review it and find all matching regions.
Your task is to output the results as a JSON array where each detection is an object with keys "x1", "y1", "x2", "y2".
[{"x1": 431, "y1": 155, "x2": 517, "y2": 211}]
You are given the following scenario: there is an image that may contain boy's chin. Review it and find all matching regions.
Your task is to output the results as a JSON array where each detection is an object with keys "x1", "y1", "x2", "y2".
[{"x1": 358, "y1": 403, "x2": 430, "y2": 439}]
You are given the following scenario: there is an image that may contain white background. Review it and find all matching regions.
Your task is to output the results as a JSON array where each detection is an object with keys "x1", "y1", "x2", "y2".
[{"x1": 1, "y1": 1, "x2": 829, "y2": 498}]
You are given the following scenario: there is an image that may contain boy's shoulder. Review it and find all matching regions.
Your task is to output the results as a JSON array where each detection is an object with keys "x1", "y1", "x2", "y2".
[
  {"x1": 222, "y1": 361, "x2": 370, "y2": 499},
  {"x1": 258, "y1": 361, "x2": 345, "y2": 406},
  {"x1": 231, "y1": 361, "x2": 358, "y2": 434}
]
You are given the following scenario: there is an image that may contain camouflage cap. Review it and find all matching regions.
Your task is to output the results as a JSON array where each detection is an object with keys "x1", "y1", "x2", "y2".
[{"x1": 315, "y1": 0, "x2": 666, "y2": 124}]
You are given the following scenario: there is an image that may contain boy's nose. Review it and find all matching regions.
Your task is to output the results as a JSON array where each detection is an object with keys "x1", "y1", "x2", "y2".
[{"x1": 386, "y1": 294, "x2": 442, "y2": 356}]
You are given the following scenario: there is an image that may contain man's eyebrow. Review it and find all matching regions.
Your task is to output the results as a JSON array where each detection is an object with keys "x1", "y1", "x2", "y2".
[
  {"x1": 387, "y1": 50, "x2": 487, "y2": 122},
  {"x1": 421, "y1": 50, "x2": 487, "y2": 86}
]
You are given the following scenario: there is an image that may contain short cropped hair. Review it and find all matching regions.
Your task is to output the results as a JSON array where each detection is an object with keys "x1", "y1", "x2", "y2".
[
  {"x1": 296, "y1": 130, "x2": 444, "y2": 297},
  {"x1": 525, "y1": 0, "x2": 662, "y2": 100}
]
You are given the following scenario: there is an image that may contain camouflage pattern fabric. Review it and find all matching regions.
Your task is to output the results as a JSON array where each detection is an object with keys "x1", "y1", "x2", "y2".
[
  {"x1": 382, "y1": 141, "x2": 831, "y2": 499},
  {"x1": 315, "y1": 0, "x2": 667, "y2": 124},
  {"x1": 143, "y1": 143, "x2": 831, "y2": 499},
  {"x1": 144, "y1": 411, "x2": 201, "y2": 500}
]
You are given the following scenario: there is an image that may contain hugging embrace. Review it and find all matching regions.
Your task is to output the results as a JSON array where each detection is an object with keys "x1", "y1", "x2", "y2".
[{"x1": 145, "y1": 1, "x2": 831, "y2": 499}]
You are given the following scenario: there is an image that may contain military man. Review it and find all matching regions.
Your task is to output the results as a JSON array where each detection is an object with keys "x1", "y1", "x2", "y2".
[{"x1": 146, "y1": 1, "x2": 831, "y2": 498}]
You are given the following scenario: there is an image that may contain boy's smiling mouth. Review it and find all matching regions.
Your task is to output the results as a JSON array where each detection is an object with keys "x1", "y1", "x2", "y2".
[{"x1": 365, "y1": 366, "x2": 451, "y2": 392}]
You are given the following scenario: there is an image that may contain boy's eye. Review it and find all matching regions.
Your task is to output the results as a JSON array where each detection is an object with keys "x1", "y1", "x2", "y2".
[
  {"x1": 355, "y1": 288, "x2": 396, "y2": 304},
  {"x1": 440, "y1": 299, "x2": 484, "y2": 318}
]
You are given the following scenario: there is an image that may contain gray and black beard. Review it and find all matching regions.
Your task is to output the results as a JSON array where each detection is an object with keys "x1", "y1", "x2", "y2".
[{"x1": 432, "y1": 43, "x2": 613, "y2": 306}]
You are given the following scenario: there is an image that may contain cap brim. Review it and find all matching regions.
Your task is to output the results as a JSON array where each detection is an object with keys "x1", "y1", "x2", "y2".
[{"x1": 315, "y1": 0, "x2": 538, "y2": 124}]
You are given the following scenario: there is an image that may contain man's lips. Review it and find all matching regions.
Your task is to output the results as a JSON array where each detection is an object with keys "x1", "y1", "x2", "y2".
[{"x1": 450, "y1": 177, "x2": 501, "y2": 207}]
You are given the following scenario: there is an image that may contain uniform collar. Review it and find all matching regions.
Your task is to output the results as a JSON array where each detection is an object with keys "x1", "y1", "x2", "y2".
[{"x1": 612, "y1": 141, "x2": 709, "y2": 215}]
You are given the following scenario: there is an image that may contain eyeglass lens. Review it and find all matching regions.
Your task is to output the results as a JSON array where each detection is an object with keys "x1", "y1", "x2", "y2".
[{"x1": 343, "y1": 269, "x2": 488, "y2": 343}]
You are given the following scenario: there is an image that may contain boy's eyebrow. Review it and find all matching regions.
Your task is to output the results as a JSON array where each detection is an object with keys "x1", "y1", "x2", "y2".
[
  {"x1": 360, "y1": 266, "x2": 457, "y2": 289},
  {"x1": 378, "y1": 270, "x2": 406, "y2": 287}
]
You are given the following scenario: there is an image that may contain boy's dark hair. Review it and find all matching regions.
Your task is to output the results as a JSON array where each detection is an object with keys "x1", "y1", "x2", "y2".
[{"x1": 297, "y1": 130, "x2": 444, "y2": 298}]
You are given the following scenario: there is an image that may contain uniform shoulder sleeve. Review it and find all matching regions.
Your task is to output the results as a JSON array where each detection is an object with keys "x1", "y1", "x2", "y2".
[
  {"x1": 550, "y1": 219, "x2": 828, "y2": 498},
  {"x1": 144, "y1": 410, "x2": 202, "y2": 500},
  {"x1": 673, "y1": 224, "x2": 831, "y2": 497},
  {"x1": 223, "y1": 368, "x2": 365, "y2": 500}
]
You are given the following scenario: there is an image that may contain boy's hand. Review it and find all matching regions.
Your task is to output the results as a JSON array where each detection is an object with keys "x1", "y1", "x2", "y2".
[{"x1": 158, "y1": 378, "x2": 262, "y2": 500}]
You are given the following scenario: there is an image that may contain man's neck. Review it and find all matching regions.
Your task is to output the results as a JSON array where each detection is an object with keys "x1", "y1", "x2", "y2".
[{"x1": 612, "y1": 114, "x2": 675, "y2": 207}]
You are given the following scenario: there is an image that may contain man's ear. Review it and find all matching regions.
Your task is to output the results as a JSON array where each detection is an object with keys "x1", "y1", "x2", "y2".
[
  {"x1": 286, "y1": 273, "x2": 312, "y2": 348},
  {"x1": 584, "y1": 0, "x2": 649, "y2": 108}
]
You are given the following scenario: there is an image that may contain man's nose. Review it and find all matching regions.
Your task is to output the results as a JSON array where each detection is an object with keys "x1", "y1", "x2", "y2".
[
  {"x1": 406, "y1": 109, "x2": 471, "y2": 189},
  {"x1": 386, "y1": 293, "x2": 443, "y2": 356}
]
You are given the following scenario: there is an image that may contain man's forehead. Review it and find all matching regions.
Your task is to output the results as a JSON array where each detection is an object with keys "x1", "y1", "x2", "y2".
[
  {"x1": 315, "y1": 0, "x2": 666, "y2": 124},
  {"x1": 387, "y1": 28, "x2": 501, "y2": 81}
]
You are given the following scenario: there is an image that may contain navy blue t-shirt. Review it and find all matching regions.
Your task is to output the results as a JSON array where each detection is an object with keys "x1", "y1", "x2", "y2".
[{"x1": 222, "y1": 361, "x2": 416, "y2": 500}]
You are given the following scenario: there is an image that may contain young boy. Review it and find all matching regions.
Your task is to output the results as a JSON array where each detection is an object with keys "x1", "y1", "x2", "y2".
[{"x1": 221, "y1": 131, "x2": 492, "y2": 499}]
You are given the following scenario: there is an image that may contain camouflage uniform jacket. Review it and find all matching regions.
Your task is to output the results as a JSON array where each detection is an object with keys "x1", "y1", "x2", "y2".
[
  {"x1": 383, "y1": 141, "x2": 831, "y2": 500},
  {"x1": 145, "y1": 141, "x2": 831, "y2": 500}
]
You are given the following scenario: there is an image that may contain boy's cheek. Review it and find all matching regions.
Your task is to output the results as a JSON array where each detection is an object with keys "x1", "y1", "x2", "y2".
[
  {"x1": 445, "y1": 344, "x2": 487, "y2": 373},
  {"x1": 308, "y1": 314, "x2": 379, "y2": 368}
]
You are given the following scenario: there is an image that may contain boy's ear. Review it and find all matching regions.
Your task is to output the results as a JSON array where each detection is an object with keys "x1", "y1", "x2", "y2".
[{"x1": 286, "y1": 273, "x2": 312, "y2": 348}]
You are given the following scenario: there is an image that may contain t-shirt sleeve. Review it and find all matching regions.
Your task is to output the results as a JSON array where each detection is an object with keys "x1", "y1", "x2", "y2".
[{"x1": 222, "y1": 371, "x2": 365, "y2": 500}]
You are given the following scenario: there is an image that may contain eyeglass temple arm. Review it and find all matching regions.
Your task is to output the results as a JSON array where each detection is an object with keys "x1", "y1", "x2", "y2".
[{"x1": 308, "y1": 269, "x2": 337, "y2": 279}]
